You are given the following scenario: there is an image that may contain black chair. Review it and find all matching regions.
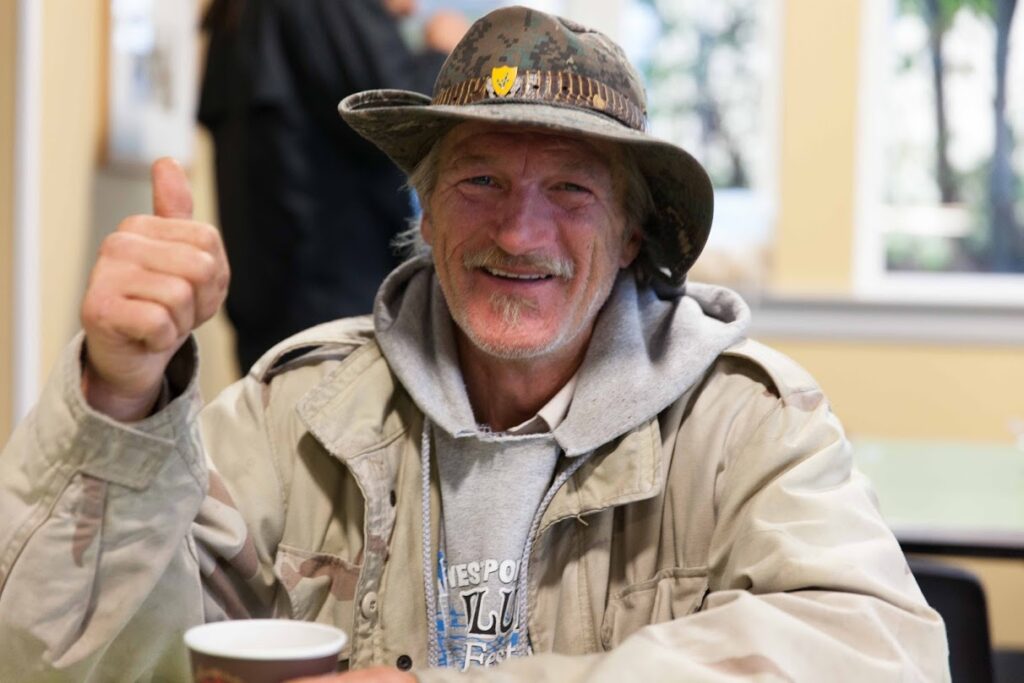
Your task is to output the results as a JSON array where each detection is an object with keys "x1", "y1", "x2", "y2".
[
  {"x1": 993, "y1": 649, "x2": 1024, "y2": 683},
  {"x1": 909, "y1": 557, "x2": 994, "y2": 683}
]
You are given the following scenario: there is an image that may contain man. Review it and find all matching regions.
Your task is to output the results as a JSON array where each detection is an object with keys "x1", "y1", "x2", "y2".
[
  {"x1": 199, "y1": 0, "x2": 468, "y2": 370},
  {"x1": 0, "y1": 6, "x2": 947, "y2": 682}
]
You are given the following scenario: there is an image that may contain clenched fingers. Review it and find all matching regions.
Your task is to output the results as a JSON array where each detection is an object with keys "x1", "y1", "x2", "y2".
[
  {"x1": 99, "y1": 225, "x2": 228, "y2": 324},
  {"x1": 116, "y1": 264, "x2": 197, "y2": 336},
  {"x1": 118, "y1": 214, "x2": 228, "y2": 271},
  {"x1": 82, "y1": 292, "x2": 185, "y2": 353},
  {"x1": 84, "y1": 259, "x2": 195, "y2": 350}
]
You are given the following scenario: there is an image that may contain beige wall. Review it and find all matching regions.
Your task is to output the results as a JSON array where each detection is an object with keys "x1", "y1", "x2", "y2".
[
  {"x1": 762, "y1": 340, "x2": 1024, "y2": 443},
  {"x1": 0, "y1": 0, "x2": 15, "y2": 441},
  {"x1": 38, "y1": 1, "x2": 106, "y2": 376},
  {"x1": 774, "y1": 0, "x2": 861, "y2": 296}
]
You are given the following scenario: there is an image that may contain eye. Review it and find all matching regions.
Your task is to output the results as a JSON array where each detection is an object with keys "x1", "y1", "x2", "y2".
[
  {"x1": 466, "y1": 176, "x2": 495, "y2": 187},
  {"x1": 556, "y1": 182, "x2": 591, "y2": 193}
]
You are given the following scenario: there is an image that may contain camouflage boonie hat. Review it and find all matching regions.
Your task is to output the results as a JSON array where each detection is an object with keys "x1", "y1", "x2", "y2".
[{"x1": 339, "y1": 5, "x2": 713, "y2": 284}]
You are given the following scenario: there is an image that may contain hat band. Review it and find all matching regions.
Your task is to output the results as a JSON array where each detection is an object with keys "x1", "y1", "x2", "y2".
[{"x1": 432, "y1": 69, "x2": 646, "y2": 132}]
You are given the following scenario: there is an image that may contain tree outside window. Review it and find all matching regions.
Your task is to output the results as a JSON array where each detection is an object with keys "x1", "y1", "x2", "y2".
[
  {"x1": 637, "y1": 0, "x2": 779, "y2": 289},
  {"x1": 882, "y1": 0, "x2": 1023, "y2": 275}
]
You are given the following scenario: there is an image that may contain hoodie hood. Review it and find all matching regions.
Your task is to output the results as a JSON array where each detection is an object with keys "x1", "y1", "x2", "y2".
[{"x1": 374, "y1": 256, "x2": 750, "y2": 456}]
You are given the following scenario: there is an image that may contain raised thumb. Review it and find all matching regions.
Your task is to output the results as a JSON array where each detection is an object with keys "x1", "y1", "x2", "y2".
[{"x1": 151, "y1": 157, "x2": 193, "y2": 220}]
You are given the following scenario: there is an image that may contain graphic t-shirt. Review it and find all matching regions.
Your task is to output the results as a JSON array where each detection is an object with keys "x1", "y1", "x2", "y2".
[{"x1": 432, "y1": 378, "x2": 575, "y2": 670}]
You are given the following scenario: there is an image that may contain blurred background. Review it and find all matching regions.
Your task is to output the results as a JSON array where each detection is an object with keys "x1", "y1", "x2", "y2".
[{"x1": 1, "y1": 0, "x2": 1023, "y2": 671}]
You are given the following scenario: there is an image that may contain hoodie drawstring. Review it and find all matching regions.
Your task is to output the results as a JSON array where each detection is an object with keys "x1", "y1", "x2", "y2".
[{"x1": 420, "y1": 417, "x2": 442, "y2": 668}]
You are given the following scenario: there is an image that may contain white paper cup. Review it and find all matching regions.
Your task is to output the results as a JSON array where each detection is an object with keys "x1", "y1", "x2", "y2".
[{"x1": 184, "y1": 619, "x2": 347, "y2": 683}]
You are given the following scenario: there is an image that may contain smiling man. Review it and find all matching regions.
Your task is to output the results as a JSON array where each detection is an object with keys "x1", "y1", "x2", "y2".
[
  {"x1": 0, "y1": 6, "x2": 948, "y2": 683},
  {"x1": 420, "y1": 123, "x2": 641, "y2": 429}
]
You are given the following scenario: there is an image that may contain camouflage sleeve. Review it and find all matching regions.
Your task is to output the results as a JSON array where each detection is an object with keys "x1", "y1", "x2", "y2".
[{"x1": 0, "y1": 334, "x2": 282, "y2": 681}]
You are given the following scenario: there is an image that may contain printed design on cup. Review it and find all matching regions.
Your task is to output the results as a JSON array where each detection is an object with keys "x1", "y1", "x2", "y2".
[
  {"x1": 195, "y1": 666, "x2": 244, "y2": 683},
  {"x1": 435, "y1": 550, "x2": 524, "y2": 670}
]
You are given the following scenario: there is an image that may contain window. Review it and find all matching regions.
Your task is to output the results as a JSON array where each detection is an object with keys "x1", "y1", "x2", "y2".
[
  {"x1": 633, "y1": 0, "x2": 781, "y2": 289},
  {"x1": 856, "y1": 0, "x2": 1024, "y2": 303}
]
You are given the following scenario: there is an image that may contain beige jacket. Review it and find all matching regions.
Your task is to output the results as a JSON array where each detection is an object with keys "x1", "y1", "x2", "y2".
[{"x1": 0, "y1": 318, "x2": 948, "y2": 682}]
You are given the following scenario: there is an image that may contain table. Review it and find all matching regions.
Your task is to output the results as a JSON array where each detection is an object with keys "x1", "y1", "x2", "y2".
[{"x1": 853, "y1": 439, "x2": 1024, "y2": 558}]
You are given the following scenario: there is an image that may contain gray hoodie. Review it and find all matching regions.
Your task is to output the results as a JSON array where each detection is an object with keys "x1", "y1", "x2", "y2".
[{"x1": 374, "y1": 256, "x2": 750, "y2": 670}]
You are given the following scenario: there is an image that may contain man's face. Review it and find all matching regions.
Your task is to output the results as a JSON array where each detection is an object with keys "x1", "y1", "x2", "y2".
[{"x1": 421, "y1": 123, "x2": 641, "y2": 361}]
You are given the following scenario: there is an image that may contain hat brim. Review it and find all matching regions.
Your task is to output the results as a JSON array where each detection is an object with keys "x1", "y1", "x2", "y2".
[{"x1": 339, "y1": 89, "x2": 713, "y2": 283}]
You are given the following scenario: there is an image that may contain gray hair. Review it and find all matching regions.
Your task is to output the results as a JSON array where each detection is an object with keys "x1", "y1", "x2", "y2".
[{"x1": 396, "y1": 140, "x2": 657, "y2": 281}]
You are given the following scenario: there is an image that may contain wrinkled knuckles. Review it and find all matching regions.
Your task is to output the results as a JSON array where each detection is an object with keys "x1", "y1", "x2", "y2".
[
  {"x1": 137, "y1": 307, "x2": 179, "y2": 350},
  {"x1": 116, "y1": 214, "x2": 152, "y2": 236},
  {"x1": 195, "y1": 223, "x2": 221, "y2": 253},
  {"x1": 99, "y1": 231, "x2": 135, "y2": 260},
  {"x1": 165, "y1": 278, "x2": 196, "y2": 318},
  {"x1": 191, "y1": 251, "x2": 218, "y2": 284}
]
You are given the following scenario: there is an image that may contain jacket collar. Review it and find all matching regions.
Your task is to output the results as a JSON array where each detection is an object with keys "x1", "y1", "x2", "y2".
[
  {"x1": 296, "y1": 341, "x2": 413, "y2": 462},
  {"x1": 540, "y1": 418, "x2": 665, "y2": 535},
  {"x1": 295, "y1": 339, "x2": 667, "y2": 522}
]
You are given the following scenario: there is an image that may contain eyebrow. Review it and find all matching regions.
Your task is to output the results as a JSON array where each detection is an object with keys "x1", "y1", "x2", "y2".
[
  {"x1": 445, "y1": 153, "x2": 496, "y2": 171},
  {"x1": 444, "y1": 150, "x2": 612, "y2": 181},
  {"x1": 557, "y1": 156, "x2": 610, "y2": 180}
]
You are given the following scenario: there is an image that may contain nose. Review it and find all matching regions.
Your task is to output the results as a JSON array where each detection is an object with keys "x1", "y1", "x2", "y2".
[{"x1": 490, "y1": 185, "x2": 556, "y2": 255}]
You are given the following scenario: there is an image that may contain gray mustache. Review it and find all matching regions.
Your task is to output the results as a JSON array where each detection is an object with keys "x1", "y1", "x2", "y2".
[{"x1": 462, "y1": 247, "x2": 574, "y2": 279}]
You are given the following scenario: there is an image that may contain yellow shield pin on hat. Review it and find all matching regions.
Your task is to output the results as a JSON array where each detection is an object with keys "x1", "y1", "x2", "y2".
[{"x1": 490, "y1": 66, "x2": 518, "y2": 97}]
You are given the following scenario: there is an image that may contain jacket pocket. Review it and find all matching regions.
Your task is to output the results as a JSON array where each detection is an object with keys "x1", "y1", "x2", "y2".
[
  {"x1": 600, "y1": 566, "x2": 709, "y2": 649},
  {"x1": 273, "y1": 543, "x2": 360, "y2": 659}
]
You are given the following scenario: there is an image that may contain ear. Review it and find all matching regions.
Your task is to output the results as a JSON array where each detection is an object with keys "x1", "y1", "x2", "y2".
[
  {"x1": 618, "y1": 225, "x2": 642, "y2": 268},
  {"x1": 420, "y1": 209, "x2": 434, "y2": 246}
]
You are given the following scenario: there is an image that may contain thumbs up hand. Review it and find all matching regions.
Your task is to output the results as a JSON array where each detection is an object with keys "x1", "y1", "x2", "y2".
[{"x1": 80, "y1": 158, "x2": 230, "y2": 421}]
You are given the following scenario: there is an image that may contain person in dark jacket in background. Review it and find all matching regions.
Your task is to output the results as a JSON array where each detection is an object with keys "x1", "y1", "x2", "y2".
[{"x1": 199, "y1": 0, "x2": 468, "y2": 371}]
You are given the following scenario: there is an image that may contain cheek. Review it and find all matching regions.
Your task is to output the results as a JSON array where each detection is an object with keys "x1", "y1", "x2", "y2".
[
  {"x1": 442, "y1": 215, "x2": 494, "y2": 263},
  {"x1": 619, "y1": 229, "x2": 642, "y2": 267},
  {"x1": 589, "y1": 222, "x2": 627, "y2": 265},
  {"x1": 575, "y1": 227, "x2": 629, "y2": 293}
]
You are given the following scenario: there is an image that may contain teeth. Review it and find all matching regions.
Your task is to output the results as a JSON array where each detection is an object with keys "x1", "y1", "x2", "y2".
[{"x1": 484, "y1": 267, "x2": 550, "y2": 280}]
